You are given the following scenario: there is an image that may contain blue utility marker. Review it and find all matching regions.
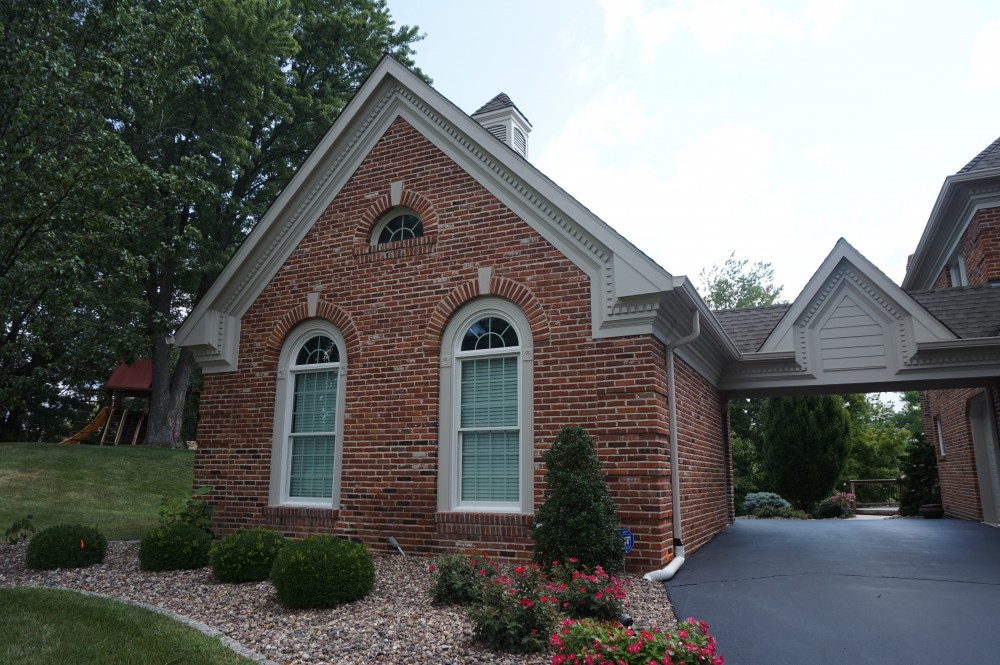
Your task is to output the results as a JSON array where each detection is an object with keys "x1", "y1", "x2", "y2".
[{"x1": 619, "y1": 527, "x2": 635, "y2": 554}]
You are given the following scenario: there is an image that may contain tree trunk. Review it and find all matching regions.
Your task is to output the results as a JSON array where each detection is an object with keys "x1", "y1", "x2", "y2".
[{"x1": 144, "y1": 334, "x2": 194, "y2": 448}]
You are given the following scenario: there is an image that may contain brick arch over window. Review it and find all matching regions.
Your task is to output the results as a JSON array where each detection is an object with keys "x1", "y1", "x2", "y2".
[
  {"x1": 424, "y1": 276, "x2": 551, "y2": 354},
  {"x1": 263, "y1": 300, "x2": 359, "y2": 367},
  {"x1": 352, "y1": 187, "x2": 439, "y2": 246}
]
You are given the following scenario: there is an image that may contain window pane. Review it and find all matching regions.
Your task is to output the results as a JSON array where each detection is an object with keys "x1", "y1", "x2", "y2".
[
  {"x1": 461, "y1": 317, "x2": 518, "y2": 351},
  {"x1": 289, "y1": 434, "x2": 335, "y2": 498},
  {"x1": 292, "y1": 370, "x2": 338, "y2": 433},
  {"x1": 296, "y1": 335, "x2": 339, "y2": 365},
  {"x1": 461, "y1": 357, "x2": 517, "y2": 427},
  {"x1": 377, "y1": 214, "x2": 423, "y2": 243},
  {"x1": 461, "y1": 430, "x2": 519, "y2": 502}
]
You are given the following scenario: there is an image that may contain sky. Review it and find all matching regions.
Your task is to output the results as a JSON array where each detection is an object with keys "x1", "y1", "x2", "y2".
[{"x1": 388, "y1": 0, "x2": 1000, "y2": 303}]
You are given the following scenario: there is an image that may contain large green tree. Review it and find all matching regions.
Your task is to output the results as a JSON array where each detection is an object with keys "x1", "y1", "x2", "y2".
[
  {"x1": 699, "y1": 251, "x2": 784, "y2": 310},
  {"x1": 700, "y1": 252, "x2": 785, "y2": 507},
  {"x1": 0, "y1": 1, "x2": 148, "y2": 440},
  {"x1": 1, "y1": 0, "x2": 424, "y2": 445},
  {"x1": 762, "y1": 395, "x2": 851, "y2": 511},
  {"x1": 840, "y1": 394, "x2": 910, "y2": 483}
]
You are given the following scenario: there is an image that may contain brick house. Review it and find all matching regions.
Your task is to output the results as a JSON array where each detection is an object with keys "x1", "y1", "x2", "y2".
[
  {"x1": 901, "y1": 136, "x2": 1000, "y2": 525},
  {"x1": 176, "y1": 57, "x2": 1000, "y2": 575}
]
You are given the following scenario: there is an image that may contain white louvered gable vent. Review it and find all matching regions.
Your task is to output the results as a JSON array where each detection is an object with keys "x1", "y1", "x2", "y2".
[{"x1": 472, "y1": 92, "x2": 532, "y2": 159}]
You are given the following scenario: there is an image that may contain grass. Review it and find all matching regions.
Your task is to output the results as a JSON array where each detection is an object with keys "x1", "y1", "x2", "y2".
[
  {"x1": 0, "y1": 587, "x2": 256, "y2": 665},
  {"x1": 0, "y1": 442, "x2": 194, "y2": 540}
]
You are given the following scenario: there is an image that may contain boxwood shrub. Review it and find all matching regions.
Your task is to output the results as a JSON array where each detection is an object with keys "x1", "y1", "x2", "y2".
[
  {"x1": 25, "y1": 524, "x2": 107, "y2": 570},
  {"x1": 139, "y1": 523, "x2": 212, "y2": 571},
  {"x1": 270, "y1": 535, "x2": 375, "y2": 609},
  {"x1": 210, "y1": 527, "x2": 287, "y2": 583}
]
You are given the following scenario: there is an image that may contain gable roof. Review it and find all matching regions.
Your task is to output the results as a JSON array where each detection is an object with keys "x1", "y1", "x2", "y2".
[
  {"x1": 713, "y1": 239, "x2": 1000, "y2": 395},
  {"x1": 903, "y1": 135, "x2": 1000, "y2": 290},
  {"x1": 958, "y1": 135, "x2": 1000, "y2": 174},
  {"x1": 174, "y1": 56, "x2": 735, "y2": 377}
]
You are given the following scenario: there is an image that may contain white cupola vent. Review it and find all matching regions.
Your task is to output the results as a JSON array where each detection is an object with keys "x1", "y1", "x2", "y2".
[{"x1": 472, "y1": 93, "x2": 532, "y2": 159}]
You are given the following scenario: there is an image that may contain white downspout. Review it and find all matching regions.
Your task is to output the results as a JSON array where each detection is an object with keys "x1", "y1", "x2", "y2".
[{"x1": 644, "y1": 310, "x2": 700, "y2": 582}]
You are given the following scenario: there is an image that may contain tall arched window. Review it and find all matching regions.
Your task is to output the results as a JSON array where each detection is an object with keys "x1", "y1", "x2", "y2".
[
  {"x1": 439, "y1": 298, "x2": 533, "y2": 513},
  {"x1": 271, "y1": 322, "x2": 346, "y2": 507}
]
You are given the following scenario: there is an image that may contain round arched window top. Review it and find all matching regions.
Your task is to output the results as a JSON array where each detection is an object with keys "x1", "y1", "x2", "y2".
[
  {"x1": 375, "y1": 213, "x2": 423, "y2": 244},
  {"x1": 295, "y1": 334, "x2": 340, "y2": 365},
  {"x1": 461, "y1": 317, "x2": 519, "y2": 351}
]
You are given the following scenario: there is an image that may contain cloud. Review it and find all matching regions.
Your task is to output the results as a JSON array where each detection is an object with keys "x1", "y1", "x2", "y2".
[
  {"x1": 969, "y1": 20, "x2": 1000, "y2": 91},
  {"x1": 596, "y1": 0, "x2": 845, "y2": 56}
]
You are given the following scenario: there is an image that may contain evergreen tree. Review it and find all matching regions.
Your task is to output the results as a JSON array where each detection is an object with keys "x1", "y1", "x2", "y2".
[
  {"x1": 762, "y1": 396, "x2": 851, "y2": 511},
  {"x1": 899, "y1": 433, "x2": 940, "y2": 515},
  {"x1": 533, "y1": 427, "x2": 624, "y2": 573}
]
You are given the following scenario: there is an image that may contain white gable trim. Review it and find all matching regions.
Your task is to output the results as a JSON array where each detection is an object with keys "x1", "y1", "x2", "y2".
[
  {"x1": 718, "y1": 239, "x2": 984, "y2": 395},
  {"x1": 903, "y1": 168, "x2": 1000, "y2": 291},
  {"x1": 175, "y1": 57, "x2": 731, "y2": 374}
]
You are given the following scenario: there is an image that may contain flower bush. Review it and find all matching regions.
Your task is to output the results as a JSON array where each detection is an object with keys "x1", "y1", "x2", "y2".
[
  {"x1": 830, "y1": 491, "x2": 856, "y2": 516},
  {"x1": 550, "y1": 617, "x2": 724, "y2": 665},
  {"x1": 428, "y1": 552, "x2": 501, "y2": 605},
  {"x1": 467, "y1": 563, "x2": 557, "y2": 653},
  {"x1": 547, "y1": 561, "x2": 628, "y2": 621}
]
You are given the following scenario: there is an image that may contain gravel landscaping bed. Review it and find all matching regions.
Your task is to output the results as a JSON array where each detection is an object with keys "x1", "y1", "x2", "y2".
[{"x1": 0, "y1": 541, "x2": 677, "y2": 664}]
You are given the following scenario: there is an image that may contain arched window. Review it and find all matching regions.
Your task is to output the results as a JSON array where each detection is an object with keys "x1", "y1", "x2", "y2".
[
  {"x1": 271, "y1": 322, "x2": 346, "y2": 507},
  {"x1": 371, "y1": 210, "x2": 423, "y2": 245},
  {"x1": 439, "y1": 298, "x2": 533, "y2": 513}
]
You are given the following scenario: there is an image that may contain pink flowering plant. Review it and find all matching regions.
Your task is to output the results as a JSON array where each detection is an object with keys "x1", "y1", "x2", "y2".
[
  {"x1": 550, "y1": 617, "x2": 724, "y2": 665},
  {"x1": 830, "y1": 492, "x2": 857, "y2": 516},
  {"x1": 547, "y1": 559, "x2": 628, "y2": 621},
  {"x1": 466, "y1": 563, "x2": 557, "y2": 653},
  {"x1": 427, "y1": 552, "x2": 501, "y2": 605}
]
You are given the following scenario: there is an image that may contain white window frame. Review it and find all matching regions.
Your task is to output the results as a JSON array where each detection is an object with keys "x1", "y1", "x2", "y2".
[
  {"x1": 369, "y1": 207, "x2": 423, "y2": 245},
  {"x1": 270, "y1": 321, "x2": 347, "y2": 508},
  {"x1": 438, "y1": 297, "x2": 533, "y2": 514},
  {"x1": 935, "y1": 415, "x2": 946, "y2": 457},
  {"x1": 949, "y1": 254, "x2": 968, "y2": 287}
]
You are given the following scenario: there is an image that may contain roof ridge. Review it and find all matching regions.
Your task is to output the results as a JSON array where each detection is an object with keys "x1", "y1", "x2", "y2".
[{"x1": 958, "y1": 134, "x2": 1000, "y2": 174}]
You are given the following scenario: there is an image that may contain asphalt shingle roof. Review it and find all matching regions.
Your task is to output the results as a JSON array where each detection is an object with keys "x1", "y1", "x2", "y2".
[
  {"x1": 472, "y1": 93, "x2": 531, "y2": 125},
  {"x1": 711, "y1": 286, "x2": 1000, "y2": 355},
  {"x1": 713, "y1": 304, "x2": 791, "y2": 353},
  {"x1": 958, "y1": 135, "x2": 1000, "y2": 174},
  {"x1": 909, "y1": 285, "x2": 1000, "y2": 338}
]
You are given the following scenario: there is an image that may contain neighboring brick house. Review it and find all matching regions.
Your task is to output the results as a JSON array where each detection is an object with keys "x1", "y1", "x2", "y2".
[
  {"x1": 177, "y1": 57, "x2": 1000, "y2": 575},
  {"x1": 901, "y1": 137, "x2": 1000, "y2": 525}
]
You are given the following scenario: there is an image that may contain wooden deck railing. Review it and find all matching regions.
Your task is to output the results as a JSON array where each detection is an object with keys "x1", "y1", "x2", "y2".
[{"x1": 849, "y1": 479, "x2": 901, "y2": 507}]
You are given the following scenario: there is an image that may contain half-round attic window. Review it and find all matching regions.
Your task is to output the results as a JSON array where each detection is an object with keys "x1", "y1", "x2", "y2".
[{"x1": 372, "y1": 211, "x2": 423, "y2": 245}]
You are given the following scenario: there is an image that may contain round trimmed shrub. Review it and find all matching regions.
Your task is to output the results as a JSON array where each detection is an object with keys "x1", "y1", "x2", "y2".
[
  {"x1": 743, "y1": 491, "x2": 791, "y2": 515},
  {"x1": 139, "y1": 523, "x2": 212, "y2": 571},
  {"x1": 815, "y1": 498, "x2": 844, "y2": 519},
  {"x1": 25, "y1": 524, "x2": 107, "y2": 570},
  {"x1": 269, "y1": 535, "x2": 375, "y2": 609},
  {"x1": 210, "y1": 527, "x2": 287, "y2": 583}
]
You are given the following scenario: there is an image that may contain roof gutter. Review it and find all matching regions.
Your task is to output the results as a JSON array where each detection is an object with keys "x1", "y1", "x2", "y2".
[{"x1": 644, "y1": 309, "x2": 700, "y2": 582}]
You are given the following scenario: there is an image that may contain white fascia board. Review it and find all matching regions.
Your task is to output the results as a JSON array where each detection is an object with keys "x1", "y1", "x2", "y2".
[{"x1": 903, "y1": 168, "x2": 1000, "y2": 291}]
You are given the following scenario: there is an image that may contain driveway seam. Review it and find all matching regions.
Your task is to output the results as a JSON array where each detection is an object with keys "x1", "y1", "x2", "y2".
[{"x1": 668, "y1": 571, "x2": 1000, "y2": 588}]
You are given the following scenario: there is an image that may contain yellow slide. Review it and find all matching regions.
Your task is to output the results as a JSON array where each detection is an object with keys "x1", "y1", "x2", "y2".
[{"x1": 60, "y1": 406, "x2": 110, "y2": 444}]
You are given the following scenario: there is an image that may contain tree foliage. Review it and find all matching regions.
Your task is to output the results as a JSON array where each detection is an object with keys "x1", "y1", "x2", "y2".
[
  {"x1": 762, "y1": 395, "x2": 851, "y2": 511},
  {"x1": 839, "y1": 394, "x2": 910, "y2": 483},
  {"x1": 0, "y1": 0, "x2": 424, "y2": 444},
  {"x1": 899, "y1": 433, "x2": 940, "y2": 516},
  {"x1": 699, "y1": 252, "x2": 784, "y2": 310}
]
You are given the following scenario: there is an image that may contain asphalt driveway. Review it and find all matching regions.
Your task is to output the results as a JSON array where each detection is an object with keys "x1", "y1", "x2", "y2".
[{"x1": 664, "y1": 517, "x2": 1000, "y2": 665}]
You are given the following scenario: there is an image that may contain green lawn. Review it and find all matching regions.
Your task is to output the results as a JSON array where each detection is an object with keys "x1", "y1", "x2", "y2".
[
  {"x1": 0, "y1": 442, "x2": 194, "y2": 540},
  {"x1": 0, "y1": 587, "x2": 256, "y2": 665}
]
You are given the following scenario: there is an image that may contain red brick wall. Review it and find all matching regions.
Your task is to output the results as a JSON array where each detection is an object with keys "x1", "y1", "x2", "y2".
[
  {"x1": 194, "y1": 117, "x2": 730, "y2": 572},
  {"x1": 933, "y1": 206, "x2": 1000, "y2": 287},
  {"x1": 923, "y1": 388, "x2": 984, "y2": 520}
]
